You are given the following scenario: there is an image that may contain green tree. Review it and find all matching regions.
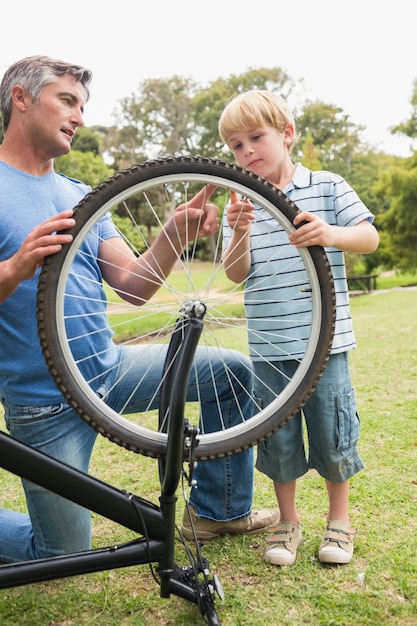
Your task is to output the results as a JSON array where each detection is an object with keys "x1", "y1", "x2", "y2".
[
  {"x1": 391, "y1": 78, "x2": 417, "y2": 145},
  {"x1": 297, "y1": 129, "x2": 323, "y2": 170},
  {"x1": 104, "y1": 67, "x2": 298, "y2": 168},
  {"x1": 55, "y1": 125, "x2": 114, "y2": 188},
  {"x1": 104, "y1": 75, "x2": 199, "y2": 170},
  {"x1": 373, "y1": 154, "x2": 417, "y2": 273},
  {"x1": 295, "y1": 100, "x2": 367, "y2": 178},
  {"x1": 71, "y1": 127, "x2": 101, "y2": 155},
  {"x1": 55, "y1": 150, "x2": 113, "y2": 188}
]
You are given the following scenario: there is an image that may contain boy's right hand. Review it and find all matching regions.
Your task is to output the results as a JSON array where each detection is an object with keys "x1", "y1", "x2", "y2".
[{"x1": 227, "y1": 191, "x2": 254, "y2": 233}]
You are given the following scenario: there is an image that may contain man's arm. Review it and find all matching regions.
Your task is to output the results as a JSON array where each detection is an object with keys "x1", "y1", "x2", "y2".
[{"x1": 99, "y1": 186, "x2": 219, "y2": 306}]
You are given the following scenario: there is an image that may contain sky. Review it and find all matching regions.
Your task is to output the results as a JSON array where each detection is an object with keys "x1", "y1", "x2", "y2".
[{"x1": 2, "y1": 0, "x2": 416, "y2": 157}]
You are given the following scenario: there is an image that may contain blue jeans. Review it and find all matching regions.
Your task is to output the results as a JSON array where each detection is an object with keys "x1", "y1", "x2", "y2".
[{"x1": 0, "y1": 344, "x2": 254, "y2": 563}]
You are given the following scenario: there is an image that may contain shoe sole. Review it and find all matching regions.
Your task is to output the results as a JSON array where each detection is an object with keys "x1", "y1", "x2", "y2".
[
  {"x1": 319, "y1": 550, "x2": 352, "y2": 564},
  {"x1": 181, "y1": 528, "x2": 217, "y2": 540},
  {"x1": 264, "y1": 553, "x2": 297, "y2": 566}
]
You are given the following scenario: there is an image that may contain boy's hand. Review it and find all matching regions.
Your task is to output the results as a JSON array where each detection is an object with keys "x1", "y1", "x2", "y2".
[
  {"x1": 227, "y1": 191, "x2": 254, "y2": 233},
  {"x1": 290, "y1": 211, "x2": 334, "y2": 248},
  {"x1": 291, "y1": 210, "x2": 379, "y2": 253}
]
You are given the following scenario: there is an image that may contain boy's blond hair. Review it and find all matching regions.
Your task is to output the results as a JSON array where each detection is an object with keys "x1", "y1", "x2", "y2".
[{"x1": 219, "y1": 90, "x2": 298, "y2": 153}]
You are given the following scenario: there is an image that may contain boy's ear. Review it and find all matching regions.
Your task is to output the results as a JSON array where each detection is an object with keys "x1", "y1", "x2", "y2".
[{"x1": 284, "y1": 123, "x2": 295, "y2": 144}]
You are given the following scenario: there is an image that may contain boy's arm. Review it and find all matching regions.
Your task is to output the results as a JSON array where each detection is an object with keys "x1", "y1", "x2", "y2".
[
  {"x1": 223, "y1": 230, "x2": 252, "y2": 284},
  {"x1": 290, "y1": 212, "x2": 379, "y2": 254},
  {"x1": 223, "y1": 192, "x2": 253, "y2": 284}
]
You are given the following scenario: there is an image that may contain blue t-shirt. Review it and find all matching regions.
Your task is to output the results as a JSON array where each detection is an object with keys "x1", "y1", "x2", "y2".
[
  {"x1": 0, "y1": 162, "x2": 119, "y2": 405},
  {"x1": 222, "y1": 163, "x2": 375, "y2": 360}
]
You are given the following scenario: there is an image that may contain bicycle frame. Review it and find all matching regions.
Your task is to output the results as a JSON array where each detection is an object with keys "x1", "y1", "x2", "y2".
[{"x1": 0, "y1": 307, "x2": 221, "y2": 622}]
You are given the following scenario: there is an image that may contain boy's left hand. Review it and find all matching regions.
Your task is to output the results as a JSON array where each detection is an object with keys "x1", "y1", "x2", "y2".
[{"x1": 290, "y1": 211, "x2": 334, "y2": 248}]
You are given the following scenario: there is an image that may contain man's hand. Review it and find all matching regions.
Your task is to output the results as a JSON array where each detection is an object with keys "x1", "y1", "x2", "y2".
[
  {"x1": 0, "y1": 210, "x2": 75, "y2": 303},
  {"x1": 167, "y1": 184, "x2": 220, "y2": 244}
]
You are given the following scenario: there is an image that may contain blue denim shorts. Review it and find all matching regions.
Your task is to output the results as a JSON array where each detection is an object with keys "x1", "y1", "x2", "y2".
[{"x1": 255, "y1": 352, "x2": 364, "y2": 483}]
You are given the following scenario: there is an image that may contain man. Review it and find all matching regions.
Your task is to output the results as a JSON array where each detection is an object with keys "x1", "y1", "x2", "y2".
[{"x1": 0, "y1": 56, "x2": 277, "y2": 562}]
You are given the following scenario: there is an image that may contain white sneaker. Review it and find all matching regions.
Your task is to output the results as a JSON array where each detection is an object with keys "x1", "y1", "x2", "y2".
[
  {"x1": 264, "y1": 521, "x2": 302, "y2": 565},
  {"x1": 318, "y1": 519, "x2": 357, "y2": 564}
]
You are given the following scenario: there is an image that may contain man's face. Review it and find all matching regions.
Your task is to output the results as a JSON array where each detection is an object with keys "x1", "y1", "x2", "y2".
[{"x1": 25, "y1": 74, "x2": 86, "y2": 159}]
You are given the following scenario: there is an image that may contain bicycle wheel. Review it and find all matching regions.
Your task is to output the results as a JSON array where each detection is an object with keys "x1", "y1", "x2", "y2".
[{"x1": 37, "y1": 156, "x2": 335, "y2": 460}]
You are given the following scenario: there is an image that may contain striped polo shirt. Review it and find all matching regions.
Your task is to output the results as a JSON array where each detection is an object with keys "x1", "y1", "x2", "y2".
[{"x1": 222, "y1": 163, "x2": 375, "y2": 361}]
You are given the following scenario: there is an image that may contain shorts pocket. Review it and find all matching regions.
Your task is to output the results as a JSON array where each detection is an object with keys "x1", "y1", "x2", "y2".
[{"x1": 335, "y1": 389, "x2": 359, "y2": 450}]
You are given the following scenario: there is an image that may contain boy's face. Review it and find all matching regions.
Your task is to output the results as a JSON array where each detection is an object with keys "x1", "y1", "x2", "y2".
[{"x1": 227, "y1": 125, "x2": 294, "y2": 186}]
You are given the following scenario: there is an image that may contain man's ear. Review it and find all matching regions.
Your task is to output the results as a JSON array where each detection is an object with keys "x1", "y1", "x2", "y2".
[{"x1": 10, "y1": 85, "x2": 30, "y2": 113}]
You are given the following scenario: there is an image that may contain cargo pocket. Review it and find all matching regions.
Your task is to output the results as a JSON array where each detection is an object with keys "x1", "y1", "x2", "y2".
[{"x1": 335, "y1": 389, "x2": 359, "y2": 450}]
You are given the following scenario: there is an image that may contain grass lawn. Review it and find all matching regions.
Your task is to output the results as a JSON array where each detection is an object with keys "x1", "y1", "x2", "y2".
[{"x1": 0, "y1": 286, "x2": 416, "y2": 625}]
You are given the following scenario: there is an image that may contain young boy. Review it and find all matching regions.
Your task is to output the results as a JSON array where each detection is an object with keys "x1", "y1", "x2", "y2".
[{"x1": 219, "y1": 90, "x2": 379, "y2": 565}]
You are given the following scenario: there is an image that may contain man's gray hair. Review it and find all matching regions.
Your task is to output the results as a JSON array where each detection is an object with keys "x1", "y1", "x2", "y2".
[{"x1": 0, "y1": 55, "x2": 92, "y2": 132}]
